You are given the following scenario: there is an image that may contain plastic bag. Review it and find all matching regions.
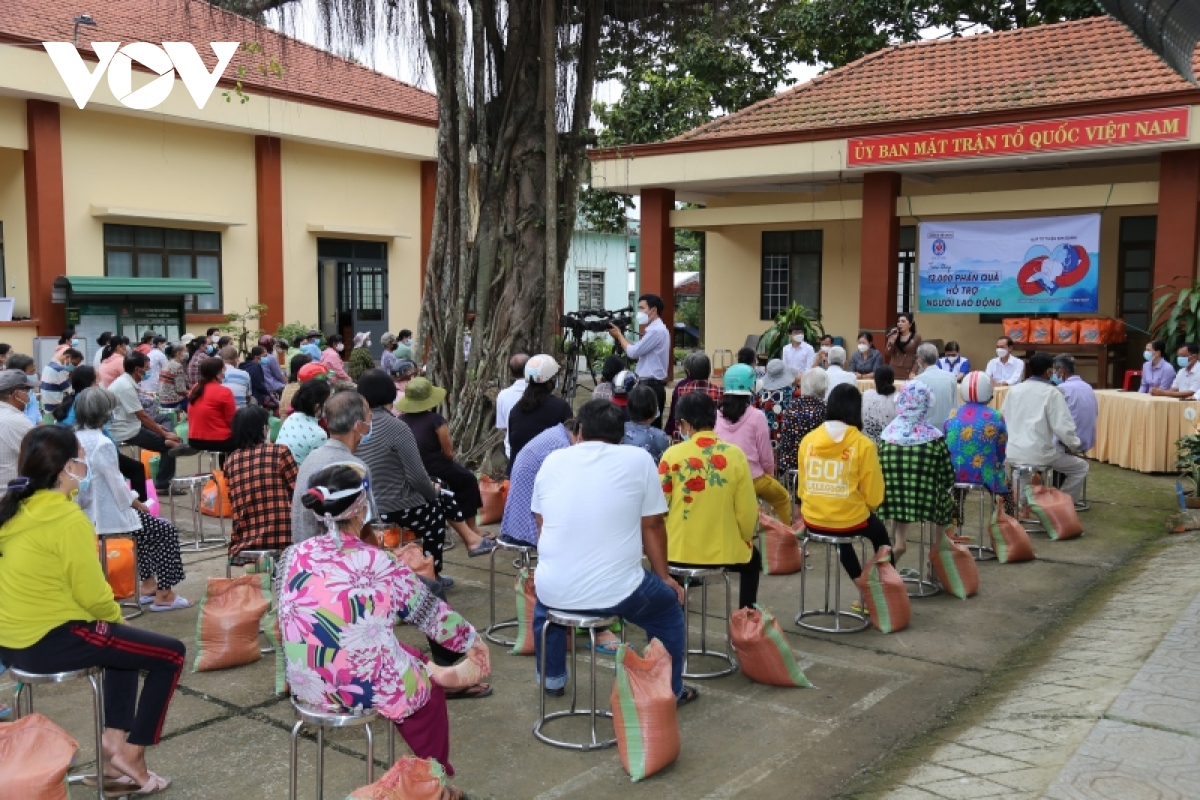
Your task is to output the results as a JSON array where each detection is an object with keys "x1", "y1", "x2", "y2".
[
  {"x1": 1025, "y1": 485, "x2": 1083, "y2": 541},
  {"x1": 143, "y1": 480, "x2": 160, "y2": 518},
  {"x1": 478, "y1": 476, "x2": 509, "y2": 525},
  {"x1": 1028, "y1": 318, "x2": 1053, "y2": 344},
  {"x1": 730, "y1": 604, "x2": 812, "y2": 687},
  {"x1": 345, "y1": 757, "x2": 449, "y2": 800},
  {"x1": 510, "y1": 568, "x2": 537, "y2": 655},
  {"x1": 0, "y1": 713, "x2": 78, "y2": 800},
  {"x1": 97, "y1": 536, "x2": 136, "y2": 599},
  {"x1": 1002, "y1": 318, "x2": 1029, "y2": 343},
  {"x1": 611, "y1": 639, "x2": 680, "y2": 782},
  {"x1": 988, "y1": 496, "x2": 1035, "y2": 563},
  {"x1": 1052, "y1": 320, "x2": 1078, "y2": 345},
  {"x1": 139, "y1": 449, "x2": 160, "y2": 481},
  {"x1": 200, "y1": 470, "x2": 232, "y2": 518},
  {"x1": 194, "y1": 574, "x2": 270, "y2": 672},
  {"x1": 853, "y1": 545, "x2": 911, "y2": 634},
  {"x1": 757, "y1": 509, "x2": 803, "y2": 575},
  {"x1": 1078, "y1": 319, "x2": 1103, "y2": 344},
  {"x1": 929, "y1": 527, "x2": 979, "y2": 599}
]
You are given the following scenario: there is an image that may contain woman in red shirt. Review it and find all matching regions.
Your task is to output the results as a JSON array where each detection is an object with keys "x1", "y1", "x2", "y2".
[{"x1": 186, "y1": 358, "x2": 236, "y2": 454}]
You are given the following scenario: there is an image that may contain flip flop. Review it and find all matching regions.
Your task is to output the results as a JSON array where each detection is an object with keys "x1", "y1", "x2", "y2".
[
  {"x1": 105, "y1": 772, "x2": 171, "y2": 798},
  {"x1": 850, "y1": 602, "x2": 872, "y2": 617},
  {"x1": 468, "y1": 539, "x2": 497, "y2": 557},
  {"x1": 149, "y1": 596, "x2": 193, "y2": 612},
  {"x1": 676, "y1": 685, "x2": 700, "y2": 708},
  {"x1": 138, "y1": 595, "x2": 156, "y2": 605},
  {"x1": 584, "y1": 639, "x2": 621, "y2": 655},
  {"x1": 445, "y1": 682, "x2": 492, "y2": 700}
]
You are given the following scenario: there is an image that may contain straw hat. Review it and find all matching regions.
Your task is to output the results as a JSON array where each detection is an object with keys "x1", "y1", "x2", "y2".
[{"x1": 396, "y1": 377, "x2": 446, "y2": 413}]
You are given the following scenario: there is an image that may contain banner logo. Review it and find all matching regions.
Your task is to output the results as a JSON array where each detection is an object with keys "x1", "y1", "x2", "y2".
[{"x1": 43, "y1": 42, "x2": 239, "y2": 110}]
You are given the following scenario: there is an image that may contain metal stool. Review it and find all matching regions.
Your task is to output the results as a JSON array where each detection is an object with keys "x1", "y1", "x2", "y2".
[
  {"x1": 893, "y1": 521, "x2": 941, "y2": 597},
  {"x1": 288, "y1": 698, "x2": 396, "y2": 800},
  {"x1": 797, "y1": 530, "x2": 870, "y2": 633},
  {"x1": 1049, "y1": 468, "x2": 1090, "y2": 512},
  {"x1": 97, "y1": 532, "x2": 144, "y2": 619},
  {"x1": 534, "y1": 610, "x2": 620, "y2": 751},
  {"x1": 1009, "y1": 464, "x2": 1051, "y2": 532},
  {"x1": 228, "y1": 548, "x2": 283, "y2": 654},
  {"x1": 11, "y1": 666, "x2": 106, "y2": 800},
  {"x1": 486, "y1": 538, "x2": 536, "y2": 646},
  {"x1": 669, "y1": 566, "x2": 737, "y2": 678},
  {"x1": 167, "y1": 473, "x2": 225, "y2": 551},
  {"x1": 953, "y1": 482, "x2": 996, "y2": 561}
]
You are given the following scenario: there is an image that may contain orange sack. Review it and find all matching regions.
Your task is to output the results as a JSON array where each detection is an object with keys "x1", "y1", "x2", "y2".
[
  {"x1": 1052, "y1": 320, "x2": 1078, "y2": 344},
  {"x1": 193, "y1": 574, "x2": 270, "y2": 672},
  {"x1": 478, "y1": 476, "x2": 509, "y2": 525},
  {"x1": 346, "y1": 757, "x2": 451, "y2": 800},
  {"x1": 929, "y1": 527, "x2": 979, "y2": 599},
  {"x1": 611, "y1": 639, "x2": 681, "y2": 782},
  {"x1": 97, "y1": 536, "x2": 136, "y2": 599},
  {"x1": 0, "y1": 713, "x2": 78, "y2": 800},
  {"x1": 757, "y1": 509, "x2": 803, "y2": 575},
  {"x1": 200, "y1": 470, "x2": 232, "y2": 518},
  {"x1": 1028, "y1": 318, "x2": 1053, "y2": 343},
  {"x1": 730, "y1": 604, "x2": 813, "y2": 687},
  {"x1": 853, "y1": 545, "x2": 911, "y2": 633},
  {"x1": 988, "y1": 496, "x2": 1036, "y2": 563},
  {"x1": 1025, "y1": 485, "x2": 1083, "y2": 541},
  {"x1": 1002, "y1": 318, "x2": 1029, "y2": 344}
]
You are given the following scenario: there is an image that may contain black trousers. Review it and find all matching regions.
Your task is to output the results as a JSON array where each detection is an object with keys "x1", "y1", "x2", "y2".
[
  {"x1": 641, "y1": 378, "x2": 667, "y2": 429},
  {"x1": 0, "y1": 620, "x2": 186, "y2": 745},
  {"x1": 807, "y1": 514, "x2": 893, "y2": 581},
  {"x1": 673, "y1": 546, "x2": 762, "y2": 609},
  {"x1": 117, "y1": 453, "x2": 148, "y2": 502},
  {"x1": 124, "y1": 428, "x2": 177, "y2": 489}
]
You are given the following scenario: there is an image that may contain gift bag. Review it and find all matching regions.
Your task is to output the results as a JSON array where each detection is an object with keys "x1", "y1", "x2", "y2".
[
  {"x1": 1052, "y1": 319, "x2": 1078, "y2": 345},
  {"x1": 478, "y1": 476, "x2": 509, "y2": 525},
  {"x1": 757, "y1": 509, "x2": 803, "y2": 575},
  {"x1": 97, "y1": 536, "x2": 136, "y2": 599},
  {"x1": 989, "y1": 496, "x2": 1036, "y2": 563},
  {"x1": 730, "y1": 604, "x2": 812, "y2": 687},
  {"x1": 143, "y1": 480, "x2": 161, "y2": 518},
  {"x1": 611, "y1": 639, "x2": 680, "y2": 782},
  {"x1": 200, "y1": 470, "x2": 232, "y2": 518},
  {"x1": 194, "y1": 574, "x2": 270, "y2": 672},
  {"x1": 0, "y1": 713, "x2": 78, "y2": 800},
  {"x1": 1002, "y1": 318, "x2": 1029, "y2": 344},
  {"x1": 853, "y1": 545, "x2": 911, "y2": 634},
  {"x1": 929, "y1": 527, "x2": 979, "y2": 599},
  {"x1": 345, "y1": 757, "x2": 450, "y2": 800},
  {"x1": 510, "y1": 568, "x2": 537, "y2": 655},
  {"x1": 1078, "y1": 319, "x2": 1103, "y2": 344},
  {"x1": 1028, "y1": 318, "x2": 1053, "y2": 344},
  {"x1": 1025, "y1": 485, "x2": 1083, "y2": 541}
]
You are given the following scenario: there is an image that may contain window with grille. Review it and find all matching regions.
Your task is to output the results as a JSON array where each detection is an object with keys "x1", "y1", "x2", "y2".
[
  {"x1": 897, "y1": 225, "x2": 916, "y2": 314},
  {"x1": 578, "y1": 270, "x2": 606, "y2": 311},
  {"x1": 1117, "y1": 216, "x2": 1156, "y2": 335},
  {"x1": 761, "y1": 230, "x2": 822, "y2": 320},
  {"x1": 103, "y1": 224, "x2": 221, "y2": 311}
]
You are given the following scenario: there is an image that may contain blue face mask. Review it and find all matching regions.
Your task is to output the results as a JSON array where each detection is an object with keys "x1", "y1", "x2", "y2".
[
  {"x1": 64, "y1": 363, "x2": 76, "y2": 373},
  {"x1": 1050, "y1": 375, "x2": 1063, "y2": 385},
  {"x1": 1179, "y1": 356, "x2": 1191, "y2": 368},
  {"x1": 1144, "y1": 351, "x2": 1153, "y2": 362},
  {"x1": 359, "y1": 420, "x2": 374, "y2": 445},
  {"x1": 68, "y1": 457, "x2": 92, "y2": 494},
  {"x1": 207, "y1": 345, "x2": 216, "y2": 355}
]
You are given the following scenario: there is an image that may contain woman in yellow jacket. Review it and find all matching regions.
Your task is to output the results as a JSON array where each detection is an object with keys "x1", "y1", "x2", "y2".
[
  {"x1": 797, "y1": 383, "x2": 893, "y2": 603},
  {"x1": 660, "y1": 392, "x2": 761, "y2": 608},
  {"x1": 0, "y1": 425, "x2": 185, "y2": 796}
]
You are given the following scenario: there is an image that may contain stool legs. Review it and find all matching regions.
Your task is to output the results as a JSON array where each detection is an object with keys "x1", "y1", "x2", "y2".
[
  {"x1": 486, "y1": 545, "x2": 531, "y2": 646},
  {"x1": 534, "y1": 617, "x2": 616, "y2": 750},
  {"x1": 797, "y1": 537, "x2": 869, "y2": 633},
  {"x1": 901, "y1": 522, "x2": 941, "y2": 598},
  {"x1": 288, "y1": 716, "x2": 395, "y2": 800},
  {"x1": 16, "y1": 675, "x2": 107, "y2": 800},
  {"x1": 289, "y1": 720, "x2": 303, "y2": 800},
  {"x1": 679, "y1": 573, "x2": 736, "y2": 678}
]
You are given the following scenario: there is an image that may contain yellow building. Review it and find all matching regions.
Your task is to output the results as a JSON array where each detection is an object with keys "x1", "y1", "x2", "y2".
[
  {"x1": 592, "y1": 17, "x2": 1200, "y2": 386},
  {"x1": 0, "y1": 0, "x2": 437, "y2": 357}
]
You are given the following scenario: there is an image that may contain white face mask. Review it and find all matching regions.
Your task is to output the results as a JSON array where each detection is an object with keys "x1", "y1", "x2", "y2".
[
  {"x1": 635, "y1": 311, "x2": 650, "y2": 326},
  {"x1": 820, "y1": 345, "x2": 830, "y2": 353},
  {"x1": 792, "y1": 334, "x2": 804, "y2": 344},
  {"x1": 996, "y1": 348, "x2": 1009, "y2": 359},
  {"x1": 335, "y1": 343, "x2": 344, "y2": 352},
  {"x1": 857, "y1": 343, "x2": 869, "y2": 353},
  {"x1": 946, "y1": 354, "x2": 959, "y2": 362}
]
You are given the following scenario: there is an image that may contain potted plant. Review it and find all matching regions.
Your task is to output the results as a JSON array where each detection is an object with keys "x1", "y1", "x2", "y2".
[
  {"x1": 757, "y1": 303, "x2": 825, "y2": 361},
  {"x1": 1175, "y1": 431, "x2": 1200, "y2": 508},
  {"x1": 1150, "y1": 280, "x2": 1200, "y2": 351}
]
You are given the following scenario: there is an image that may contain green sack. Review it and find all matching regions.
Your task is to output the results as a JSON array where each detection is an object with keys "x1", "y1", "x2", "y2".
[{"x1": 269, "y1": 415, "x2": 282, "y2": 443}]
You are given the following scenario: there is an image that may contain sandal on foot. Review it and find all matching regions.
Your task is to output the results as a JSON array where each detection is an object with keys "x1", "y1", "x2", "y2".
[
  {"x1": 584, "y1": 639, "x2": 620, "y2": 655},
  {"x1": 138, "y1": 595, "x2": 156, "y2": 606},
  {"x1": 83, "y1": 775, "x2": 136, "y2": 790},
  {"x1": 850, "y1": 602, "x2": 871, "y2": 616},
  {"x1": 468, "y1": 539, "x2": 497, "y2": 557},
  {"x1": 105, "y1": 772, "x2": 171, "y2": 798},
  {"x1": 676, "y1": 685, "x2": 700, "y2": 708},
  {"x1": 149, "y1": 596, "x2": 193, "y2": 612},
  {"x1": 445, "y1": 682, "x2": 492, "y2": 700}
]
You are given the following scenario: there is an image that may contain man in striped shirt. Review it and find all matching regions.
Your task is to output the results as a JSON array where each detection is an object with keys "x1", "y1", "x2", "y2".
[
  {"x1": 500, "y1": 420, "x2": 579, "y2": 545},
  {"x1": 219, "y1": 346, "x2": 251, "y2": 408}
]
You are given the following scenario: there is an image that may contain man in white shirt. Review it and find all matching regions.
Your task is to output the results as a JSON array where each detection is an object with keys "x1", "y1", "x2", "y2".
[
  {"x1": 1151, "y1": 342, "x2": 1200, "y2": 399},
  {"x1": 609, "y1": 294, "x2": 671, "y2": 427},
  {"x1": 823, "y1": 346, "x2": 857, "y2": 400},
  {"x1": 1002, "y1": 353, "x2": 1088, "y2": 501},
  {"x1": 986, "y1": 336, "x2": 1024, "y2": 386},
  {"x1": 219, "y1": 346, "x2": 251, "y2": 408},
  {"x1": 110, "y1": 352, "x2": 183, "y2": 493},
  {"x1": 495, "y1": 352, "x2": 529, "y2": 460},
  {"x1": 531, "y1": 399, "x2": 694, "y2": 704},
  {"x1": 913, "y1": 343, "x2": 958, "y2": 430},
  {"x1": 781, "y1": 324, "x2": 815, "y2": 372},
  {"x1": 141, "y1": 336, "x2": 168, "y2": 393},
  {"x1": 0, "y1": 370, "x2": 35, "y2": 487}
]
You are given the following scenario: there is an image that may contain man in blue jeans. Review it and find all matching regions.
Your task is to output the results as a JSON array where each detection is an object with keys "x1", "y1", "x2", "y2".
[{"x1": 531, "y1": 399, "x2": 698, "y2": 706}]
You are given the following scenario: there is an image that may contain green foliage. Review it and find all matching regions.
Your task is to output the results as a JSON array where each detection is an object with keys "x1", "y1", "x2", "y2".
[
  {"x1": 221, "y1": 41, "x2": 283, "y2": 105},
  {"x1": 219, "y1": 302, "x2": 267, "y2": 357},
  {"x1": 758, "y1": 304, "x2": 825, "y2": 361},
  {"x1": 1176, "y1": 432, "x2": 1200, "y2": 495},
  {"x1": 676, "y1": 297, "x2": 701, "y2": 328},
  {"x1": 275, "y1": 320, "x2": 318, "y2": 348},
  {"x1": 579, "y1": 186, "x2": 633, "y2": 235},
  {"x1": 1151, "y1": 281, "x2": 1200, "y2": 352}
]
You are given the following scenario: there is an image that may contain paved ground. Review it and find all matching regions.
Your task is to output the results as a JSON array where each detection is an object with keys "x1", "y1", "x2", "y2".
[{"x1": 0, "y1": 456, "x2": 1185, "y2": 799}]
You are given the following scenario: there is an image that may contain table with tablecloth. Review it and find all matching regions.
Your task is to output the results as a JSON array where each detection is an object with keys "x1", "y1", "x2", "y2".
[{"x1": 1085, "y1": 390, "x2": 1199, "y2": 473}]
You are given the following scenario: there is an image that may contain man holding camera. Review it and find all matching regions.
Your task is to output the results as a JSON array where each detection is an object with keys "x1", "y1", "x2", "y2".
[{"x1": 610, "y1": 294, "x2": 671, "y2": 428}]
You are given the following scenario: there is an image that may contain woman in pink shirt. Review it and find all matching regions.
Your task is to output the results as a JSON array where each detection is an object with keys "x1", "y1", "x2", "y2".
[
  {"x1": 319, "y1": 334, "x2": 353, "y2": 384},
  {"x1": 714, "y1": 363, "x2": 793, "y2": 523},
  {"x1": 98, "y1": 336, "x2": 131, "y2": 388}
]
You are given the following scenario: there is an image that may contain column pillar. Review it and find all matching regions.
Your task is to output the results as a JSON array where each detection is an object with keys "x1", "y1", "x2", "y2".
[
  {"x1": 420, "y1": 160, "x2": 437, "y2": 297},
  {"x1": 255, "y1": 135, "x2": 284, "y2": 332},
  {"x1": 640, "y1": 187, "x2": 675, "y2": 335},
  {"x1": 1154, "y1": 150, "x2": 1200, "y2": 292},
  {"x1": 859, "y1": 171, "x2": 901, "y2": 338},
  {"x1": 23, "y1": 99, "x2": 67, "y2": 335}
]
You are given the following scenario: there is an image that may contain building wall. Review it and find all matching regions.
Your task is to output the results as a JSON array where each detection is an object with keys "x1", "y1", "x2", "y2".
[
  {"x1": 0, "y1": 147, "x2": 28, "y2": 316},
  {"x1": 280, "y1": 140, "x2": 423, "y2": 332},
  {"x1": 563, "y1": 230, "x2": 635, "y2": 314}
]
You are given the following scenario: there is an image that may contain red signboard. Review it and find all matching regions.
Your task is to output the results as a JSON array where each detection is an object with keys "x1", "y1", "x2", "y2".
[{"x1": 847, "y1": 107, "x2": 1190, "y2": 166}]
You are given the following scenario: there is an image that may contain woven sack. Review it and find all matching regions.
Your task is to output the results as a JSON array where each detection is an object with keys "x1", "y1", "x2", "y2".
[
  {"x1": 853, "y1": 545, "x2": 911, "y2": 634},
  {"x1": 97, "y1": 536, "x2": 136, "y2": 599},
  {"x1": 262, "y1": 601, "x2": 288, "y2": 695},
  {"x1": 345, "y1": 757, "x2": 450, "y2": 800},
  {"x1": 730, "y1": 604, "x2": 812, "y2": 687},
  {"x1": 929, "y1": 527, "x2": 979, "y2": 599},
  {"x1": 194, "y1": 574, "x2": 270, "y2": 672},
  {"x1": 0, "y1": 713, "x2": 77, "y2": 800},
  {"x1": 1002, "y1": 318, "x2": 1029, "y2": 343},
  {"x1": 510, "y1": 568, "x2": 537, "y2": 655},
  {"x1": 989, "y1": 496, "x2": 1035, "y2": 563},
  {"x1": 396, "y1": 543, "x2": 437, "y2": 582},
  {"x1": 478, "y1": 476, "x2": 509, "y2": 525},
  {"x1": 611, "y1": 639, "x2": 680, "y2": 782},
  {"x1": 1026, "y1": 485, "x2": 1083, "y2": 541},
  {"x1": 1052, "y1": 319, "x2": 1078, "y2": 344},
  {"x1": 427, "y1": 643, "x2": 490, "y2": 690},
  {"x1": 200, "y1": 470, "x2": 232, "y2": 518},
  {"x1": 757, "y1": 509, "x2": 803, "y2": 575},
  {"x1": 1028, "y1": 318, "x2": 1053, "y2": 343}
]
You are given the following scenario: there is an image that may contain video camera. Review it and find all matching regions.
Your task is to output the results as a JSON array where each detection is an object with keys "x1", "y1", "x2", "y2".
[{"x1": 559, "y1": 307, "x2": 634, "y2": 334}]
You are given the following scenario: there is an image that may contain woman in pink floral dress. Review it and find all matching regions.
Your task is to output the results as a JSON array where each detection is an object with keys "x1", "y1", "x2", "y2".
[{"x1": 278, "y1": 462, "x2": 484, "y2": 776}]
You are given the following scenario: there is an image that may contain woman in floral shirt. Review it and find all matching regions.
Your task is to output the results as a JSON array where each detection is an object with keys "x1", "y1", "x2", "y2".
[
  {"x1": 278, "y1": 462, "x2": 484, "y2": 776},
  {"x1": 775, "y1": 367, "x2": 828, "y2": 479},
  {"x1": 945, "y1": 371, "x2": 1014, "y2": 516}
]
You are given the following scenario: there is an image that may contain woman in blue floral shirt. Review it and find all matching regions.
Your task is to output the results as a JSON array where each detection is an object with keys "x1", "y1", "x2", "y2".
[{"x1": 944, "y1": 371, "x2": 1014, "y2": 516}]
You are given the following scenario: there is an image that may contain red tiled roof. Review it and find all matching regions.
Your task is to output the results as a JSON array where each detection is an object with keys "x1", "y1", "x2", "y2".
[
  {"x1": 671, "y1": 16, "x2": 1194, "y2": 145},
  {"x1": 1, "y1": 0, "x2": 437, "y2": 126}
]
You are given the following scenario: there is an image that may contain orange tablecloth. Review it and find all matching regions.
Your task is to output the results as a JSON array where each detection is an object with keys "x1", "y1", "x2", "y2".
[{"x1": 1087, "y1": 390, "x2": 1199, "y2": 473}]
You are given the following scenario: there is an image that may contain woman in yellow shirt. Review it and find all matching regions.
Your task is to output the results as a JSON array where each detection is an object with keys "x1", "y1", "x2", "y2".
[
  {"x1": 0, "y1": 425, "x2": 185, "y2": 796},
  {"x1": 660, "y1": 392, "x2": 760, "y2": 608}
]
